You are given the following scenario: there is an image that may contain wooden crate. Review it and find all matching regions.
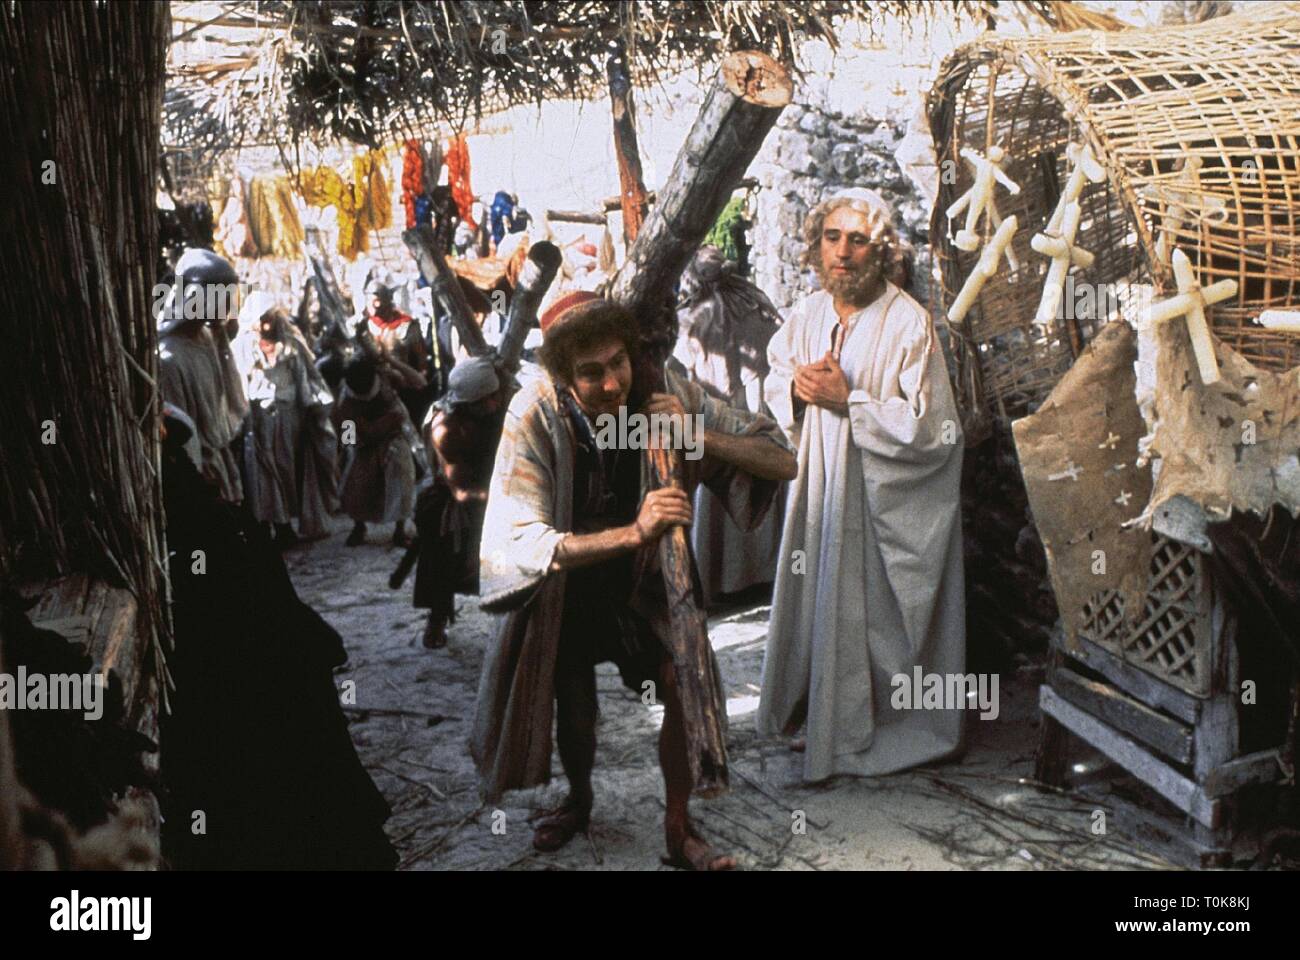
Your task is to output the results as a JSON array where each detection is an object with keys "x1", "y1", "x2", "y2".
[{"x1": 1037, "y1": 573, "x2": 1286, "y2": 866}]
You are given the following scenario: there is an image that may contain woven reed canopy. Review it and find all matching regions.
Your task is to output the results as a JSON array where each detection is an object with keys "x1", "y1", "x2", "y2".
[{"x1": 929, "y1": 3, "x2": 1300, "y2": 427}]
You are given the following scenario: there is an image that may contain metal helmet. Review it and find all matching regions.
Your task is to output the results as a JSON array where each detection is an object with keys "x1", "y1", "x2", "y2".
[{"x1": 159, "y1": 248, "x2": 240, "y2": 333}]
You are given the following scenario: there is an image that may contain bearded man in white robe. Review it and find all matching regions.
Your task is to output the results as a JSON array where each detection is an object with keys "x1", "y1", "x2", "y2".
[{"x1": 757, "y1": 190, "x2": 966, "y2": 780}]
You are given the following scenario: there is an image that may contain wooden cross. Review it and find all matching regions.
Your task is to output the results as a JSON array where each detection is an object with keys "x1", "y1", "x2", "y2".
[
  {"x1": 603, "y1": 50, "x2": 793, "y2": 798},
  {"x1": 1031, "y1": 202, "x2": 1094, "y2": 328},
  {"x1": 1144, "y1": 248, "x2": 1237, "y2": 386}
]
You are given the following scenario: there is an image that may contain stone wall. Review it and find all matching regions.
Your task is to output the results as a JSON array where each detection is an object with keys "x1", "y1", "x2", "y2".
[{"x1": 749, "y1": 103, "x2": 932, "y2": 314}]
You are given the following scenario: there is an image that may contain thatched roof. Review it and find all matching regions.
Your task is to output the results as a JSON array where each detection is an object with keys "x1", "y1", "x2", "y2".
[
  {"x1": 929, "y1": 1, "x2": 1300, "y2": 425},
  {"x1": 166, "y1": 0, "x2": 986, "y2": 165}
]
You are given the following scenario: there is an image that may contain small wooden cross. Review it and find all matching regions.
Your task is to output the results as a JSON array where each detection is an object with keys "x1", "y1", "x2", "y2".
[
  {"x1": 1144, "y1": 248, "x2": 1237, "y2": 386},
  {"x1": 946, "y1": 215, "x2": 1019, "y2": 326}
]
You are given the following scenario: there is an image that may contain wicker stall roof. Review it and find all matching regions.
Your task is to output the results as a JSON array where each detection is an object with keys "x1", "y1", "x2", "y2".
[{"x1": 929, "y1": 2, "x2": 1300, "y2": 426}]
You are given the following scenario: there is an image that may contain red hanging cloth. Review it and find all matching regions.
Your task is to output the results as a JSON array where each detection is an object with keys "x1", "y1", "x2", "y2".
[
  {"x1": 401, "y1": 139, "x2": 424, "y2": 230},
  {"x1": 446, "y1": 134, "x2": 476, "y2": 230}
]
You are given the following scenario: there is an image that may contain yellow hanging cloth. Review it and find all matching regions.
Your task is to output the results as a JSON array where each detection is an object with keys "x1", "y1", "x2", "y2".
[
  {"x1": 296, "y1": 150, "x2": 391, "y2": 260},
  {"x1": 245, "y1": 175, "x2": 305, "y2": 258}
]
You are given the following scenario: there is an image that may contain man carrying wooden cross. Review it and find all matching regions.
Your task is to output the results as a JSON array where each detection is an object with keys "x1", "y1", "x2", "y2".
[
  {"x1": 758, "y1": 189, "x2": 968, "y2": 781},
  {"x1": 471, "y1": 291, "x2": 796, "y2": 870}
]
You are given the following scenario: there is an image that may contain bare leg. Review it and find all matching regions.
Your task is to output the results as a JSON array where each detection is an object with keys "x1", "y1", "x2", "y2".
[
  {"x1": 658, "y1": 659, "x2": 736, "y2": 870},
  {"x1": 534, "y1": 659, "x2": 595, "y2": 851}
]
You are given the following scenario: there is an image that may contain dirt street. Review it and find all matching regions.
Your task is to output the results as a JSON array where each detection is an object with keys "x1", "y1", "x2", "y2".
[{"x1": 287, "y1": 521, "x2": 1173, "y2": 871}]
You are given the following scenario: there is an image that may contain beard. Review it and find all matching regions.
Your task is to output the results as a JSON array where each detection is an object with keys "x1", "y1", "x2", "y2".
[{"x1": 817, "y1": 260, "x2": 885, "y2": 306}]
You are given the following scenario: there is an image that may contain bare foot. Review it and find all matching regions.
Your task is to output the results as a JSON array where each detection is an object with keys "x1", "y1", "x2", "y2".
[
  {"x1": 663, "y1": 824, "x2": 737, "y2": 871},
  {"x1": 531, "y1": 799, "x2": 590, "y2": 853}
]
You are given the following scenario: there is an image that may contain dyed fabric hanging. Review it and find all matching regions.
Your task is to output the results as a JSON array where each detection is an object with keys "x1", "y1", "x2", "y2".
[
  {"x1": 402, "y1": 139, "x2": 424, "y2": 230},
  {"x1": 354, "y1": 149, "x2": 391, "y2": 235},
  {"x1": 445, "y1": 134, "x2": 476, "y2": 229},
  {"x1": 296, "y1": 149, "x2": 391, "y2": 261},
  {"x1": 489, "y1": 191, "x2": 514, "y2": 248},
  {"x1": 247, "y1": 176, "x2": 305, "y2": 258},
  {"x1": 214, "y1": 176, "x2": 257, "y2": 259}
]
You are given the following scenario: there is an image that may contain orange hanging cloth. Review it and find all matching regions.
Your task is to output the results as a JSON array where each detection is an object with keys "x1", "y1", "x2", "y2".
[
  {"x1": 445, "y1": 134, "x2": 476, "y2": 230},
  {"x1": 401, "y1": 139, "x2": 424, "y2": 230}
]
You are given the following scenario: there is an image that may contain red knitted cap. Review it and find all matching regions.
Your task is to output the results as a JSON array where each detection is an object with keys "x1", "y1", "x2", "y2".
[{"x1": 539, "y1": 290, "x2": 603, "y2": 338}]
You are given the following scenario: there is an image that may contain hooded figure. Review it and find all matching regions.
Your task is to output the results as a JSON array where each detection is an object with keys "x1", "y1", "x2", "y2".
[
  {"x1": 157, "y1": 248, "x2": 248, "y2": 503},
  {"x1": 673, "y1": 246, "x2": 786, "y2": 602},
  {"x1": 232, "y1": 295, "x2": 339, "y2": 544}
]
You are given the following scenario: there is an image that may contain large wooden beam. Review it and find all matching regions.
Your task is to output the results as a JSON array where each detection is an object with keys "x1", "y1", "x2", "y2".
[
  {"x1": 403, "y1": 225, "x2": 491, "y2": 358},
  {"x1": 609, "y1": 50, "x2": 791, "y2": 314},
  {"x1": 605, "y1": 50, "x2": 791, "y2": 798},
  {"x1": 607, "y1": 39, "x2": 650, "y2": 246}
]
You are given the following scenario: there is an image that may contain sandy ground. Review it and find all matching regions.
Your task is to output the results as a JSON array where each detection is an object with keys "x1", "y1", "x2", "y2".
[{"x1": 286, "y1": 519, "x2": 1180, "y2": 871}]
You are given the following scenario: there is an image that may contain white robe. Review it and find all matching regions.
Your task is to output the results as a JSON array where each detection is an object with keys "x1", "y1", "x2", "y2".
[{"x1": 757, "y1": 284, "x2": 967, "y2": 780}]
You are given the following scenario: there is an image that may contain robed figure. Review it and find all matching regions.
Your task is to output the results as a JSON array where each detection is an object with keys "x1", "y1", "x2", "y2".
[
  {"x1": 757, "y1": 191, "x2": 967, "y2": 781},
  {"x1": 673, "y1": 246, "x2": 785, "y2": 603}
]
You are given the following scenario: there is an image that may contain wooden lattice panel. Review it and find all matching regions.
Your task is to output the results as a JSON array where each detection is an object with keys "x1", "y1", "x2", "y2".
[{"x1": 1078, "y1": 535, "x2": 1211, "y2": 697}]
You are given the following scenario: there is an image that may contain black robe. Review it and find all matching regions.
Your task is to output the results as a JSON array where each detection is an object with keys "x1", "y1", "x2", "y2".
[{"x1": 159, "y1": 427, "x2": 396, "y2": 870}]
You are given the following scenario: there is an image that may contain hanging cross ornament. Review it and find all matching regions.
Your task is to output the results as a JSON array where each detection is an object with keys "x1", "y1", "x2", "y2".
[
  {"x1": 1031, "y1": 143, "x2": 1105, "y2": 328},
  {"x1": 1031, "y1": 202, "x2": 1094, "y2": 328},
  {"x1": 947, "y1": 144, "x2": 1021, "y2": 269},
  {"x1": 1098, "y1": 432, "x2": 1121, "y2": 450},
  {"x1": 1139, "y1": 156, "x2": 1229, "y2": 266},
  {"x1": 1143, "y1": 248, "x2": 1237, "y2": 386},
  {"x1": 946, "y1": 216, "x2": 1019, "y2": 326},
  {"x1": 1115, "y1": 490, "x2": 1133, "y2": 507}
]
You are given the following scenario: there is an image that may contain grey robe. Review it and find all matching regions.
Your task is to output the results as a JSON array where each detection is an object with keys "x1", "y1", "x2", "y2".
[
  {"x1": 159, "y1": 326, "x2": 247, "y2": 503},
  {"x1": 757, "y1": 285, "x2": 967, "y2": 780},
  {"x1": 471, "y1": 369, "x2": 791, "y2": 800},
  {"x1": 673, "y1": 300, "x2": 784, "y2": 603},
  {"x1": 233, "y1": 333, "x2": 339, "y2": 533}
]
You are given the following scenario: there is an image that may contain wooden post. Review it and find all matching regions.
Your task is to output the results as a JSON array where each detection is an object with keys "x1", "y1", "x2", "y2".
[
  {"x1": 498, "y1": 241, "x2": 562, "y2": 373},
  {"x1": 605, "y1": 50, "x2": 791, "y2": 797},
  {"x1": 607, "y1": 38, "x2": 650, "y2": 246},
  {"x1": 402, "y1": 225, "x2": 491, "y2": 358}
]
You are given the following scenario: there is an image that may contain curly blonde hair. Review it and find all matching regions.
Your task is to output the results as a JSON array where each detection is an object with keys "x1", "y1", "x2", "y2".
[{"x1": 799, "y1": 196, "x2": 912, "y2": 289}]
